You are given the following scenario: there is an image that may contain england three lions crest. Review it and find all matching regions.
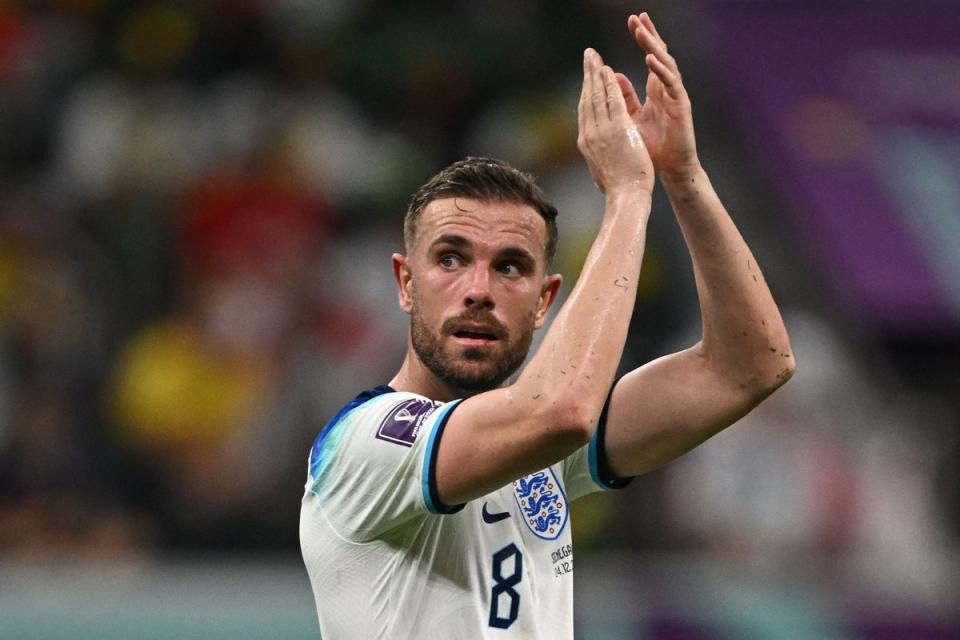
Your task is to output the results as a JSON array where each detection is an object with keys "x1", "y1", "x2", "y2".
[{"x1": 512, "y1": 468, "x2": 568, "y2": 540}]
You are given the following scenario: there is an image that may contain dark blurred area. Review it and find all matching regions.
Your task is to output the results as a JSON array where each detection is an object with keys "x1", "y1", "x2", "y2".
[{"x1": 0, "y1": 0, "x2": 957, "y2": 637}]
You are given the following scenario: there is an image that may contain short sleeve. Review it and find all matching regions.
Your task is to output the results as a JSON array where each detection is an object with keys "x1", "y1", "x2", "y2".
[
  {"x1": 304, "y1": 391, "x2": 464, "y2": 541},
  {"x1": 562, "y1": 388, "x2": 633, "y2": 503}
]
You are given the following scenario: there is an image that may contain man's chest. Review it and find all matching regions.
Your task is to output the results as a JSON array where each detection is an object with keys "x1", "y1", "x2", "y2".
[{"x1": 448, "y1": 467, "x2": 576, "y2": 584}]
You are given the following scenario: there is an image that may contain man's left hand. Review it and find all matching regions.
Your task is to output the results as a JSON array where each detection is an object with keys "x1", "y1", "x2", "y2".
[{"x1": 617, "y1": 12, "x2": 700, "y2": 184}]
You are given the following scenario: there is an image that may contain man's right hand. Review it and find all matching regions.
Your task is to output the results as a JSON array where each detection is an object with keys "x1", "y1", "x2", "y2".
[{"x1": 577, "y1": 48, "x2": 655, "y2": 196}]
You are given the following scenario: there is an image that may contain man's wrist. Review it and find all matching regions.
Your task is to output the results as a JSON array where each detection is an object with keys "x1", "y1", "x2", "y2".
[
  {"x1": 604, "y1": 183, "x2": 653, "y2": 205},
  {"x1": 659, "y1": 160, "x2": 705, "y2": 191}
]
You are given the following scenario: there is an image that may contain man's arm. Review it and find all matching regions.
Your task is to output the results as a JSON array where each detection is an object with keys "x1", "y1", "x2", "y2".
[
  {"x1": 434, "y1": 49, "x2": 654, "y2": 505},
  {"x1": 602, "y1": 13, "x2": 795, "y2": 478}
]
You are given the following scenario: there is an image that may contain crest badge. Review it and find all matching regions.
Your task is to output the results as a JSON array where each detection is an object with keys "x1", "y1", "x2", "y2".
[{"x1": 512, "y1": 467, "x2": 568, "y2": 540}]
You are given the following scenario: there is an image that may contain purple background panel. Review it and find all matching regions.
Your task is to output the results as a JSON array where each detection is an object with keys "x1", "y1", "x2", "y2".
[
  {"x1": 375, "y1": 398, "x2": 441, "y2": 447},
  {"x1": 710, "y1": 3, "x2": 960, "y2": 335}
]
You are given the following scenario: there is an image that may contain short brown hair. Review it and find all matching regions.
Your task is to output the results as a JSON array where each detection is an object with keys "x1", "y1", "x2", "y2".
[{"x1": 404, "y1": 157, "x2": 558, "y2": 264}]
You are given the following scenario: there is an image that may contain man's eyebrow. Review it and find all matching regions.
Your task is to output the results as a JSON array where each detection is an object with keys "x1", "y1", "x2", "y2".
[
  {"x1": 498, "y1": 246, "x2": 536, "y2": 264},
  {"x1": 429, "y1": 234, "x2": 471, "y2": 250},
  {"x1": 428, "y1": 234, "x2": 538, "y2": 264}
]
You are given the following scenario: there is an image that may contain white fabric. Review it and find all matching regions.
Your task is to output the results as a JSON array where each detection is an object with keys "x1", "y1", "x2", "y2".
[{"x1": 300, "y1": 388, "x2": 612, "y2": 639}]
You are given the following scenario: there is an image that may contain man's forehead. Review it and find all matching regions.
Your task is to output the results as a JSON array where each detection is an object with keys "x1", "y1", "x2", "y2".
[{"x1": 417, "y1": 197, "x2": 547, "y2": 253}]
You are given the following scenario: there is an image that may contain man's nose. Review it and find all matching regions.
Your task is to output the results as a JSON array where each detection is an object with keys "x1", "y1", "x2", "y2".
[{"x1": 464, "y1": 264, "x2": 494, "y2": 308}]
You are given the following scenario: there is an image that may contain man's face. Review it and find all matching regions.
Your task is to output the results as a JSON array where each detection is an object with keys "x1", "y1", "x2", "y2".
[{"x1": 394, "y1": 197, "x2": 560, "y2": 395}]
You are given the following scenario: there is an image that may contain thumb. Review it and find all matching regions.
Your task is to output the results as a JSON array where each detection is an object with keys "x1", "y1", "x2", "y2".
[{"x1": 615, "y1": 73, "x2": 642, "y2": 117}]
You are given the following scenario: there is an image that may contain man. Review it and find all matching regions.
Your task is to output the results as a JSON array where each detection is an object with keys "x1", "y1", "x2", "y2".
[{"x1": 301, "y1": 12, "x2": 793, "y2": 639}]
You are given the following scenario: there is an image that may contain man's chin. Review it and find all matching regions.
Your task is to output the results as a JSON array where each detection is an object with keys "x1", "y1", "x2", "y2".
[
  {"x1": 439, "y1": 358, "x2": 509, "y2": 393},
  {"x1": 412, "y1": 332, "x2": 529, "y2": 395},
  {"x1": 460, "y1": 346, "x2": 498, "y2": 361}
]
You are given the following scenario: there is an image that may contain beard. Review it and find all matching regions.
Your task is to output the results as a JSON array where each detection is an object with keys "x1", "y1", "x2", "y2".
[{"x1": 410, "y1": 302, "x2": 535, "y2": 395}]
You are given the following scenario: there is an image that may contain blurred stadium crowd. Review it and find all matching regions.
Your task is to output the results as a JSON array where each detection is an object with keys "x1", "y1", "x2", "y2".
[{"x1": 0, "y1": 0, "x2": 957, "y2": 617}]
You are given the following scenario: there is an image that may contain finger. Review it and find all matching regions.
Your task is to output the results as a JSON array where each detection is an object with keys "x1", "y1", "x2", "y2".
[
  {"x1": 602, "y1": 66, "x2": 627, "y2": 121},
  {"x1": 627, "y1": 14, "x2": 643, "y2": 42},
  {"x1": 615, "y1": 72, "x2": 643, "y2": 118},
  {"x1": 646, "y1": 52, "x2": 683, "y2": 100},
  {"x1": 630, "y1": 15, "x2": 678, "y2": 75},
  {"x1": 591, "y1": 47, "x2": 606, "y2": 67},
  {"x1": 640, "y1": 12, "x2": 668, "y2": 52},
  {"x1": 583, "y1": 48, "x2": 597, "y2": 129},
  {"x1": 589, "y1": 51, "x2": 606, "y2": 124},
  {"x1": 578, "y1": 49, "x2": 590, "y2": 132}
]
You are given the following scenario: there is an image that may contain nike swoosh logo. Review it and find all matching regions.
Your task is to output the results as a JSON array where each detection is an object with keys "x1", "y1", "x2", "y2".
[{"x1": 481, "y1": 503, "x2": 510, "y2": 524}]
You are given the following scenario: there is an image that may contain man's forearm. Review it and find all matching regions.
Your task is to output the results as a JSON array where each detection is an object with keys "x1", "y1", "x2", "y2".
[
  {"x1": 663, "y1": 164, "x2": 793, "y2": 390},
  {"x1": 429, "y1": 50, "x2": 658, "y2": 505},
  {"x1": 518, "y1": 189, "x2": 651, "y2": 423},
  {"x1": 513, "y1": 48, "x2": 656, "y2": 431},
  {"x1": 577, "y1": 13, "x2": 793, "y2": 481},
  {"x1": 433, "y1": 190, "x2": 652, "y2": 505}
]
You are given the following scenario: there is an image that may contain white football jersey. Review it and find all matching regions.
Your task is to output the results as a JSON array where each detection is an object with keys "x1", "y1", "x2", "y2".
[{"x1": 300, "y1": 385, "x2": 629, "y2": 639}]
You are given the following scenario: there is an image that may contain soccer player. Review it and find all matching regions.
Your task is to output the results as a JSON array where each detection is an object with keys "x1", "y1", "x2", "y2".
[{"x1": 301, "y1": 12, "x2": 793, "y2": 638}]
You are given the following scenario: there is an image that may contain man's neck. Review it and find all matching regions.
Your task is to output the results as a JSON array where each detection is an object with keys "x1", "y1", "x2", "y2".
[{"x1": 389, "y1": 343, "x2": 484, "y2": 402}]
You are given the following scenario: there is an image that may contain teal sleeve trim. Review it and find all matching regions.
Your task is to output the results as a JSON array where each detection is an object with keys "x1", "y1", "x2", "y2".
[
  {"x1": 588, "y1": 385, "x2": 634, "y2": 491},
  {"x1": 308, "y1": 385, "x2": 396, "y2": 484},
  {"x1": 421, "y1": 399, "x2": 467, "y2": 515}
]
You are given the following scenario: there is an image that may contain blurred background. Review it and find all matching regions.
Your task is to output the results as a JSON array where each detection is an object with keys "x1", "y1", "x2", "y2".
[{"x1": 0, "y1": 0, "x2": 957, "y2": 638}]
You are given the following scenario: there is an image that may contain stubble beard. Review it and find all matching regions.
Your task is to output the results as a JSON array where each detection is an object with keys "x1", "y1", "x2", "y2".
[{"x1": 410, "y1": 301, "x2": 535, "y2": 395}]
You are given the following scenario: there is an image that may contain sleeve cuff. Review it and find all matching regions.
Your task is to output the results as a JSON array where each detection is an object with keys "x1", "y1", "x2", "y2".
[
  {"x1": 588, "y1": 384, "x2": 634, "y2": 491},
  {"x1": 421, "y1": 399, "x2": 467, "y2": 514}
]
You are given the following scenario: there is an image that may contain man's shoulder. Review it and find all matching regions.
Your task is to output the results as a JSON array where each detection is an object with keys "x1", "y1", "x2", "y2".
[
  {"x1": 310, "y1": 386, "x2": 448, "y2": 460},
  {"x1": 331, "y1": 385, "x2": 447, "y2": 428}
]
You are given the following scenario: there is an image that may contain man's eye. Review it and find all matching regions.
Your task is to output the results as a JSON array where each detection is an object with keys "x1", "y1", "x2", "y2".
[
  {"x1": 439, "y1": 254, "x2": 461, "y2": 268},
  {"x1": 498, "y1": 262, "x2": 521, "y2": 276}
]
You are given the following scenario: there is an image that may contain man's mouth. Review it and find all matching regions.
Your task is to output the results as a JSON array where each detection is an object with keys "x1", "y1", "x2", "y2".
[{"x1": 452, "y1": 327, "x2": 499, "y2": 345}]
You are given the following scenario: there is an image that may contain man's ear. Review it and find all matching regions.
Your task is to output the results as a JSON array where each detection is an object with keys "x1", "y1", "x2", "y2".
[
  {"x1": 534, "y1": 273, "x2": 563, "y2": 329},
  {"x1": 392, "y1": 253, "x2": 414, "y2": 313}
]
